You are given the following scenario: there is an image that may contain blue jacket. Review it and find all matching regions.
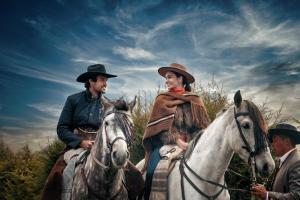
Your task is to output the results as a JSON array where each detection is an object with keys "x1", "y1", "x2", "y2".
[{"x1": 57, "y1": 90, "x2": 105, "y2": 148}]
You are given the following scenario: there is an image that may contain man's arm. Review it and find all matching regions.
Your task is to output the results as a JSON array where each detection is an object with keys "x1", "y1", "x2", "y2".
[
  {"x1": 57, "y1": 96, "x2": 82, "y2": 149},
  {"x1": 268, "y1": 161, "x2": 300, "y2": 200}
]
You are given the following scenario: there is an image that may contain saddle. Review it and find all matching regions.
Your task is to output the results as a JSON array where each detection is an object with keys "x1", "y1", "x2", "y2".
[{"x1": 150, "y1": 145, "x2": 183, "y2": 200}]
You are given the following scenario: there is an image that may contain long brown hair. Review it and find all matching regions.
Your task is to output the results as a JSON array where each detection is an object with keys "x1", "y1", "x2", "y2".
[{"x1": 174, "y1": 71, "x2": 192, "y2": 92}]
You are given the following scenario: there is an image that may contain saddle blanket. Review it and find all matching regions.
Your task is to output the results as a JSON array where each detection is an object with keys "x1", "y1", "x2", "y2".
[{"x1": 150, "y1": 145, "x2": 183, "y2": 200}]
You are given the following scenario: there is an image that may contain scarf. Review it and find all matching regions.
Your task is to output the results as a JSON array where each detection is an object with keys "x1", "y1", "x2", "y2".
[{"x1": 169, "y1": 87, "x2": 185, "y2": 95}]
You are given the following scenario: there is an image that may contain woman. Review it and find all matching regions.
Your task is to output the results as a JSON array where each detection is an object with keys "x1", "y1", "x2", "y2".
[{"x1": 142, "y1": 63, "x2": 211, "y2": 199}]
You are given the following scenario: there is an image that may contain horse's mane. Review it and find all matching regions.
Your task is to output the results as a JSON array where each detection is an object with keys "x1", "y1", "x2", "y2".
[
  {"x1": 112, "y1": 98, "x2": 134, "y2": 146},
  {"x1": 114, "y1": 99, "x2": 129, "y2": 111},
  {"x1": 244, "y1": 100, "x2": 268, "y2": 154},
  {"x1": 184, "y1": 129, "x2": 204, "y2": 159},
  {"x1": 184, "y1": 100, "x2": 268, "y2": 159}
]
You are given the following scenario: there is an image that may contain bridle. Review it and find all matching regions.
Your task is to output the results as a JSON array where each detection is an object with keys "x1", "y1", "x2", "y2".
[
  {"x1": 80, "y1": 109, "x2": 133, "y2": 199},
  {"x1": 91, "y1": 109, "x2": 133, "y2": 170},
  {"x1": 233, "y1": 107, "x2": 258, "y2": 184},
  {"x1": 179, "y1": 106, "x2": 267, "y2": 200}
]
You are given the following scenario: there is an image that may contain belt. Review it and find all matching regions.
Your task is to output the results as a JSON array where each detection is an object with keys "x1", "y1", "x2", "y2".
[
  {"x1": 77, "y1": 127, "x2": 98, "y2": 134},
  {"x1": 75, "y1": 127, "x2": 98, "y2": 141}
]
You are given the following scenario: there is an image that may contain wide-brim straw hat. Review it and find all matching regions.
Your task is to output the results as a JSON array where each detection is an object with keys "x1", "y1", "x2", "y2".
[
  {"x1": 268, "y1": 123, "x2": 300, "y2": 144},
  {"x1": 76, "y1": 64, "x2": 117, "y2": 82},
  {"x1": 158, "y1": 63, "x2": 195, "y2": 84}
]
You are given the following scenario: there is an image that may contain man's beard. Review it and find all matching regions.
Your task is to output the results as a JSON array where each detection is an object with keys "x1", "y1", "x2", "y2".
[{"x1": 100, "y1": 87, "x2": 106, "y2": 94}]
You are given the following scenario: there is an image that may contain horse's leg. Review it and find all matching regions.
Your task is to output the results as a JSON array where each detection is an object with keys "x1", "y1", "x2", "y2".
[{"x1": 71, "y1": 165, "x2": 88, "y2": 200}]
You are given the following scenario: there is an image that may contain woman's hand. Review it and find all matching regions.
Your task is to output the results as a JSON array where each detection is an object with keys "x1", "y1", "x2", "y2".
[
  {"x1": 80, "y1": 140, "x2": 95, "y2": 149},
  {"x1": 176, "y1": 138, "x2": 188, "y2": 150}
]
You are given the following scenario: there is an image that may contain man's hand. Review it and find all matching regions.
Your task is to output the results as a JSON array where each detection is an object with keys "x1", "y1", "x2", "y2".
[
  {"x1": 80, "y1": 140, "x2": 95, "y2": 149},
  {"x1": 251, "y1": 184, "x2": 268, "y2": 199},
  {"x1": 176, "y1": 138, "x2": 188, "y2": 150}
]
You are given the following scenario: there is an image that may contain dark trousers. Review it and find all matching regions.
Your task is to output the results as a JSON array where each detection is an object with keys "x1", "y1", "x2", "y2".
[{"x1": 144, "y1": 146, "x2": 162, "y2": 200}]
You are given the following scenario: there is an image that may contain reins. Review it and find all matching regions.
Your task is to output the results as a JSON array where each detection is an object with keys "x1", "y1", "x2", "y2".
[
  {"x1": 79, "y1": 108, "x2": 133, "y2": 199},
  {"x1": 179, "y1": 105, "x2": 267, "y2": 200},
  {"x1": 92, "y1": 110, "x2": 132, "y2": 170}
]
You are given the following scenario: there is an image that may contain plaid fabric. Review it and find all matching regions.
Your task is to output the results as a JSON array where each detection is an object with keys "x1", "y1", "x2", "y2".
[{"x1": 150, "y1": 145, "x2": 183, "y2": 200}]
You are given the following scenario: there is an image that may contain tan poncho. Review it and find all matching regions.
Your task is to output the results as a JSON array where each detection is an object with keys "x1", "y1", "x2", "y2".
[{"x1": 143, "y1": 92, "x2": 210, "y2": 149}]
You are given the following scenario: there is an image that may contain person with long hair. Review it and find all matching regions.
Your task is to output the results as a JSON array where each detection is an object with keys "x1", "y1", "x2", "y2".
[{"x1": 142, "y1": 63, "x2": 211, "y2": 200}]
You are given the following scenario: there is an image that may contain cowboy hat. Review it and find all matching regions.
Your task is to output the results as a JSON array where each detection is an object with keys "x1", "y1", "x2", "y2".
[
  {"x1": 158, "y1": 63, "x2": 195, "y2": 84},
  {"x1": 268, "y1": 123, "x2": 300, "y2": 144},
  {"x1": 76, "y1": 64, "x2": 117, "y2": 82}
]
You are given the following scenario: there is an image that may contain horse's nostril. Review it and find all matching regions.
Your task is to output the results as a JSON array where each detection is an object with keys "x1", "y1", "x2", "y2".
[
  {"x1": 112, "y1": 151, "x2": 117, "y2": 159},
  {"x1": 263, "y1": 163, "x2": 269, "y2": 172}
]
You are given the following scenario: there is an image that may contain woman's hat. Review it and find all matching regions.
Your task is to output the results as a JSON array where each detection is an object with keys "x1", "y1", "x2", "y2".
[
  {"x1": 76, "y1": 64, "x2": 117, "y2": 82},
  {"x1": 268, "y1": 123, "x2": 300, "y2": 144},
  {"x1": 158, "y1": 63, "x2": 195, "y2": 84}
]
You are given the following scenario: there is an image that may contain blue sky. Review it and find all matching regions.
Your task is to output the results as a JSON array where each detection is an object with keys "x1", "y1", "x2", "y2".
[{"x1": 1, "y1": 0, "x2": 300, "y2": 151}]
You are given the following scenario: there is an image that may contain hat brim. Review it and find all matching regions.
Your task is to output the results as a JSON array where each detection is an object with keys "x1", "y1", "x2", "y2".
[
  {"x1": 158, "y1": 67, "x2": 195, "y2": 84},
  {"x1": 268, "y1": 128, "x2": 300, "y2": 144},
  {"x1": 76, "y1": 72, "x2": 117, "y2": 82}
]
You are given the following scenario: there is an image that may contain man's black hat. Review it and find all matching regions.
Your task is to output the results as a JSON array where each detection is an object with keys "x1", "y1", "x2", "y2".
[
  {"x1": 268, "y1": 123, "x2": 300, "y2": 144},
  {"x1": 76, "y1": 64, "x2": 117, "y2": 82}
]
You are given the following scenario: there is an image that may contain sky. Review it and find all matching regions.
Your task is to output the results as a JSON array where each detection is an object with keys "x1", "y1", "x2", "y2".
[{"x1": 0, "y1": 0, "x2": 300, "y2": 152}]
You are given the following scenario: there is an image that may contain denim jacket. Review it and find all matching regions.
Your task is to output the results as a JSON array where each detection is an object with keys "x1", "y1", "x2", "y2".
[{"x1": 57, "y1": 90, "x2": 105, "y2": 148}]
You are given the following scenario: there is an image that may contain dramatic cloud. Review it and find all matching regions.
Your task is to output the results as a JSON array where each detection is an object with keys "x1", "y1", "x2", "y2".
[
  {"x1": 113, "y1": 46, "x2": 156, "y2": 60},
  {"x1": 1, "y1": 1, "x2": 300, "y2": 151}
]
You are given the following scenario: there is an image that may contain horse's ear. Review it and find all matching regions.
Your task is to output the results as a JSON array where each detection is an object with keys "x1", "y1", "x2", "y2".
[
  {"x1": 129, "y1": 96, "x2": 137, "y2": 113},
  {"x1": 234, "y1": 90, "x2": 242, "y2": 108},
  {"x1": 102, "y1": 96, "x2": 114, "y2": 110}
]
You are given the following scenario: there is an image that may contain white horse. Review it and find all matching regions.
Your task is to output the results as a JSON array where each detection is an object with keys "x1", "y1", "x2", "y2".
[
  {"x1": 138, "y1": 90, "x2": 275, "y2": 200},
  {"x1": 71, "y1": 98, "x2": 135, "y2": 200}
]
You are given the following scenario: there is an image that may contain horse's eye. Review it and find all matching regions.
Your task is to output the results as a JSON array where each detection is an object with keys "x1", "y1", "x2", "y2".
[
  {"x1": 242, "y1": 123, "x2": 250, "y2": 129},
  {"x1": 105, "y1": 121, "x2": 109, "y2": 126}
]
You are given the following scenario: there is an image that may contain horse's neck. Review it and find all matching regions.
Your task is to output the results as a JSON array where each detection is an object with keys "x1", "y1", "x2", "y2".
[
  {"x1": 84, "y1": 128, "x2": 123, "y2": 193},
  {"x1": 188, "y1": 110, "x2": 234, "y2": 184}
]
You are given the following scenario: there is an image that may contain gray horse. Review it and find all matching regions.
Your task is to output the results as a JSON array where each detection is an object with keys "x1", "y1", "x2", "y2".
[{"x1": 71, "y1": 98, "x2": 136, "y2": 200}]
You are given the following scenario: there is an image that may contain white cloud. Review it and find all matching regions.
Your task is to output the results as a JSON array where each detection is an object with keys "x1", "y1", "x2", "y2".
[
  {"x1": 120, "y1": 66, "x2": 158, "y2": 72},
  {"x1": 27, "y1": 103, "x2": 62, "y2": 118},
  {"x1": 71, "y1": 57, "x2": 113, "y2": 66},
  {"x1": 113, "y1": 46, "x2": 156, "y2": 60},
  {"x1": 3, "y1": 63, "x2": 81, "y2": 90}
]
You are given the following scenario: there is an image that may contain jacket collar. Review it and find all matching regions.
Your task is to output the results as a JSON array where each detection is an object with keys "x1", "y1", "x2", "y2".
[{"x1": 85, "y1": 89, "x2": 102, "y2": 101}]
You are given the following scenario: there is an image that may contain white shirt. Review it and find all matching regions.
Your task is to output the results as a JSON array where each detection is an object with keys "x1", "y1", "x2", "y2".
[
  {"x1": 266, "y1": 148, "x2": 297, "y2": 199},
  {"x1": 278, "y1": 148, "x2": 297, "y2": 168}
]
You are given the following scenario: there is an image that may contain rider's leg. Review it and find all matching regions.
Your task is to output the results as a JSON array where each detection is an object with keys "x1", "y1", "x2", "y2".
[{"x1": 144, "y1": 146, "x2": 162, "y2": 200}]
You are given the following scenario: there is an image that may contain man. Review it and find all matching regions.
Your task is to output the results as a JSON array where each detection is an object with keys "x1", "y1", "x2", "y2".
[
  {"x1": 252, "y1": 123, "x2": 300, "y2": 200},
  {"x1": 41, "y1": 64, "x2": 117, "y2": 200}
]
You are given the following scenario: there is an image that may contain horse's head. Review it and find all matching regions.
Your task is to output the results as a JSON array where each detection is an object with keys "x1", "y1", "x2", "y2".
[
  {"x1": 226, "y1": 90, "x2": 275, "y2": 178},
  {"x1": 101, "y1": 97, "x2": 136, "y2": 169}
]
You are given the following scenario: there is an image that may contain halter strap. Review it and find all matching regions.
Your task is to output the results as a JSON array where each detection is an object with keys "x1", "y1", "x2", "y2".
[
  {"x1": 92, "y1": 110, "x2": 132, "y2": 169},
  {"x1": 179, "y1": 106, "x2": 261, "y2": 199},
  {"x1": 234, "y1": 108, "x2": 254, "y2": 156},
  {"x1": 234, "y1": 107, "x2": 257, "y2": 183}
]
